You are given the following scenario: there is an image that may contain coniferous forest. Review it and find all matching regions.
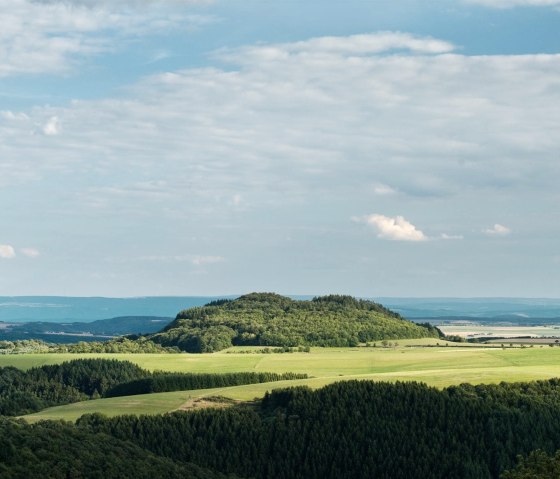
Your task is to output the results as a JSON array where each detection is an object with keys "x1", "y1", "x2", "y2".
[
  {"x1": 3, "y1": 379, "x2": 560, "y2": 478},
  {"x1": 0, "y1": 359, "x2": 307, "y2": 415}
]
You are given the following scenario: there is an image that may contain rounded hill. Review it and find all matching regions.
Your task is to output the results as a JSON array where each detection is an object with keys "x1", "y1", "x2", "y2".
[{"x1": 148, "y1": 293, "x2": 440, "y2": 353}]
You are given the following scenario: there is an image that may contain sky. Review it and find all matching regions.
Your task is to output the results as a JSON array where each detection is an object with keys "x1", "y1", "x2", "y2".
[{"x1": 1, "y1": 0, "x2": 559, "y2": 297}]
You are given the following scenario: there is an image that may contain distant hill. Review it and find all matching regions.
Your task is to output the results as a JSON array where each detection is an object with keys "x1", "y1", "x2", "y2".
[
  {"x1": 0, "y1": 316, "x2": 173, "y2": 343},
  {"x1": 0, "y1": 296, "x2": 234, "y2": 322},
  {"x1": 149, "y1": 293, "x2": 441, "y2": 353}
]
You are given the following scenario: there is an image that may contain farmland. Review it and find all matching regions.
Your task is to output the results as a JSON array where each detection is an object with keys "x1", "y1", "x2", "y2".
[{"x1": 5, "y1": 341, "x2": 560, "y2": 422}]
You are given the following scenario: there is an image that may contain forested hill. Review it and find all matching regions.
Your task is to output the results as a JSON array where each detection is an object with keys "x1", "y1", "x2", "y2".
[{"x1": 148, "y1": 293, "x2": 441, "y2": 353}]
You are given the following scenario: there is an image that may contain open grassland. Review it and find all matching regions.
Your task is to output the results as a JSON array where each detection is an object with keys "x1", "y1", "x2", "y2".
[{"x1": 9, "y1": 342, "x2": 560, "y2": 423}]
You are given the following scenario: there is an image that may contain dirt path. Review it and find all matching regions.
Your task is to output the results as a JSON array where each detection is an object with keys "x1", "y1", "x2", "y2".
[{"x1": 175, "y1": 397, "x2": 239, "y2": 412}]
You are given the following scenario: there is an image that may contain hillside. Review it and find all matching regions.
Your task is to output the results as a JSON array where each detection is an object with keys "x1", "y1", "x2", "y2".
[
  {"x1": 148, "y1": 293, "x2": 441, "y2": 353},
  {"x1": 78, "y1": 379, "x2": 560, "y2": 479},
  {"x1": 0, "y1": 417, "x2": 232, "y2": 479},
  {"x1": 0, "y1": 317, "x2": 173, "y2": 343}
]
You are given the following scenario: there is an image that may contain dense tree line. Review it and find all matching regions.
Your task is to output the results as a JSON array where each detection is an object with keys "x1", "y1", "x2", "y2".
[
  {"x1": 0, "y1": 366, "x2": 86, "y2": 416},
  {"x1": 0, "y1": 340, "x2": 52, "y2": 354},
  {"x1": 105, "y1": 371, "x2": 308, "y2": 397},
  {"x1": 0, "y1": 337, "x2": 179, "y2": 354},
  {"x1": 150, "y1": 293, "x2": 440, "y2": 353},
  {"x1": 501, "y1": 450, "x2": 560, "y2": 478},
  {"x1": 0, "y1": 418, "x2": 233, "y2": 479},
  {"x1": 78, "y1": 379, "x2": 560, "y2": 479},
  {"x1": 53, "y1": 337, "x2": 180, "y2": 354},
  {"x1": 0, "y1": 359, "x2": 148, "y2": 415},
  {"x1": 0, "y1": 359, "x2": 308, "y2": 416}
]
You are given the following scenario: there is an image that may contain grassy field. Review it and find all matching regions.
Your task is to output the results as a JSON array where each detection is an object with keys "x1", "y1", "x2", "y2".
[{"x1": 7, "y1": 341, "x2": 560, "y2": 423}]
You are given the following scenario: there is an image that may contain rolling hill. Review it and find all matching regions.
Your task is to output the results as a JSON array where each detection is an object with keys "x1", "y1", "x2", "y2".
[{"x1": 148, "y1": 293, "x2": 441, "y2": 353}]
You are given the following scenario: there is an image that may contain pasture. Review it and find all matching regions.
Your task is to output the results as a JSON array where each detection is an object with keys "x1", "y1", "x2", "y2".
[{"x1": 5, "y1": 342, "x2": 560, "y2": 423}]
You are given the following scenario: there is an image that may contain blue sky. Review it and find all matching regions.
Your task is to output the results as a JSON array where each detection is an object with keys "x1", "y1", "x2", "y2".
[{"x1": 1, "y1": 0, "x2": 559, "y2": 297}]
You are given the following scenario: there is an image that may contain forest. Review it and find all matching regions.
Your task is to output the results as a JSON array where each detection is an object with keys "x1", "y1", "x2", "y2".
[
  {"x1": 0, "y1": 359, "x2": 307, "y2": 416},
  {"x1": 149, "y1": 293, "x2": 441, "y2": 352},
  {"x1": 3, "y1": 379, "x2": 560, "y2": 477},
  {"x1": 78, "y1": 379, "x2": 560, "y2": 478}
]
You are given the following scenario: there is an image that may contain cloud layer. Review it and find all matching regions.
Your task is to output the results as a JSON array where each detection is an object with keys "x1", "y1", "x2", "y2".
[
  {"x1": 465, "y1": 0, "x2": 560, "y2": 7},
  {"x1": 0, "y1": 0, "x2": 213, "y2": 76},
  {"x1": 1, "y1": 30, "x2": 559, "y2": 294},
  {"x1": 3, "y1": 32, "x2": 558, "y2": 205}
]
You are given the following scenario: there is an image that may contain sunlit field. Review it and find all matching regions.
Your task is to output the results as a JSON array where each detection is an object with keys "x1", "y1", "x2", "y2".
[{"x1": 8, "y1": 342, "x2": 559, "y2": 423}]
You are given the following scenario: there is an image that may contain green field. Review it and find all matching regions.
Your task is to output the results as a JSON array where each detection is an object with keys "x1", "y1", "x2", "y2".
[{"x1": 5, "y1": 341, "x2": 560, "y2": 423}]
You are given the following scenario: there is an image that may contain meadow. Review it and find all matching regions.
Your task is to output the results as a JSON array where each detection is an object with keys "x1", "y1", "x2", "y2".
[{"x1": 3, "y1": 339, "x2": 559, "y2": 423}]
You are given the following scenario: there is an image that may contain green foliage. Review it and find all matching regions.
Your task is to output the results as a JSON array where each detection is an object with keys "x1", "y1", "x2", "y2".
[
  {"x1": 79, "y1": 378, "x2": 560, "y2": 479},
  {"x1": 1, "y1": 358, "x2": 309, "y2": 415},
  {"x1": 150, "y1": 293, "x2": 437, "y2": 353},
  {"x1": 105, "y1": 371, "x2": 308, "y2": 397},
  {"x1": 0, "y1": 340, "x2": 52, "y2": 354},
  {"x1": 501, "y1": 450, "x2": 560, "y2": 478},
  {"x1": 52, "y1": 337, "x2": 180, "y2": 354},
  {"x1": 0, "y1": 366, "x2": 86, "y2": 416},
  {"x1": 0, "y1": 359, "x2": 149, "y2": 415},
  {"x1": 0, "y1": 418, "x2": 231, "y2": 479},
  {"x1": 0, "y1": 337, "x2": 179, "y2": 354}
]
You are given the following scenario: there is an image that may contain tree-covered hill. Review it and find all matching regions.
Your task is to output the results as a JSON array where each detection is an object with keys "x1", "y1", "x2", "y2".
[
  {"x1": 148, "y1": 293, "x2": 441, "y2": 353},
  {"x1": 0, "y1": 418, "x2": 234, "y2": 479},
  {"x1": 79, "y1": 379, "x2": 560, "y2": 479}
]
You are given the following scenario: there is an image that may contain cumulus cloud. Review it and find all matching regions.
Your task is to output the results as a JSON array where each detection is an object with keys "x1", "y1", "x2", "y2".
[
  {"x1": 0, "y1": 245, "x2": 16, "y2": 259},
  {"x1": 20, "y1": 248, "x2": 40, "y2": 258},
  {"x1": 355, "y1": 214, "x2": 427, "y2": 241},
  {"x1": 465, "y1": 0, "x2": 560, "y2": 7},
  {"x1": 484, "y1": 224, "x2": 511, "y2": 235}
]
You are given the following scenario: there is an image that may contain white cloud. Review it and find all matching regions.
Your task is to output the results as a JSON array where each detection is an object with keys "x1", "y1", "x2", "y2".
[
  {"x1": 484, "y1": 224, "x2": 511, "y2": 235},
  {"x1": 43, "y1": 116, "x2": 60, "y2": 136},
  {"x1": 441, "y1": 233, "x2": 464, "y2": 240},
  {"x1": 277, "y1": 32, "x2": 455, "y2": 55},
  {"x1": 37, "y1": 0, "x2": 212, "y2": 5},
  {"x1": 0, "y1": 0, "x2": 215, "y2": 77},
  {"x1": 355, "y1": 214, "x2": 427, "y2": 241},
  {"x1": 1, "y1": 32, "x2": 559, "y2": 237},
  {"x1": 218, "y1": 32, "x2": 455, "y2": 65},
  {"x1": 191, "y1": 255, "x2": 225, "y2": 265},
  {"x1": 0, "y1": 245, "x2": 16, "y2": 259},
  {"x1": 126, "y1": 254, "x2": 225, "y2": 265},
  {"x1": 465, "y1": 0, "x2": 560, "y2": 7},
  {"x1": 20, "y1": 248, "x2": 40, "y2": 258},
  {"x1": 373, "y1": 183, "x2": 398, "y2": 196}
]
